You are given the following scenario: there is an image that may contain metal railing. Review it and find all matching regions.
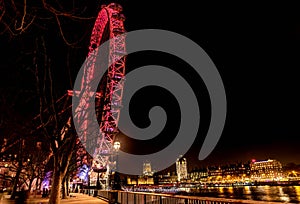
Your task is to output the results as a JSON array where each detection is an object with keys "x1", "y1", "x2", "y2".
[
  {"x1": 118, "y1": 191, "x2": 239, "y2": 204},
  {"x1": 80, "y1": 190, "x2": 281, "y2": 204}
]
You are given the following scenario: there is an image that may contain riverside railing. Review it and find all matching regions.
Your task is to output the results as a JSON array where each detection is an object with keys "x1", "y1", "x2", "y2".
[{"x1": 80, "y1": 189, "x2": 281, "y2": 204}]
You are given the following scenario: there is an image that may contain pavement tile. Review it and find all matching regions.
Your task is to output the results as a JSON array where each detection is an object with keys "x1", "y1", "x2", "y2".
[{"x1": 0, "y1": 193, "x2": 108, "y2": 204}]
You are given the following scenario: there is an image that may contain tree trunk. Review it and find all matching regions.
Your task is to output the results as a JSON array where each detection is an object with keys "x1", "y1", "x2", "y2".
[
  {"x1": 66, "y1": 178, "x2": 70, "y2": 197},
  {"x1": 10, "y1": 140, "x2": 23, "y2": 200},
  {"x1": 48, "y1": 167, "x2": 62, "y2": 204},
  {"x1": 48, "y1": 134, "x2": 76, "y2": 203},
  {"x1": 28, "y1": 177, "x2": 34, "y2": 193},
  {"x1": 10, "y1": 165, "x2": 22, "y2": 200},
  {"x1": 36, "y1": 177, "x2": 40, "y2": 192},
  {"x1": 61, "y1": 174, "x2": 68, "y2": 199}
]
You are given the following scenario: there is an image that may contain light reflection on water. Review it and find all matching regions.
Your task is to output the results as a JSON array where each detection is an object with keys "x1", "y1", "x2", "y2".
[
  {"x1": 191, "y1": 185, "x2": 300, "y2": 203},
  {"x1": 294, "y1": 186, "x2": 300, "y2": 201}
]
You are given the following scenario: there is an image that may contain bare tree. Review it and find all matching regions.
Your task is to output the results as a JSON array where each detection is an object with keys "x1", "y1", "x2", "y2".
[
  {"x1": 1, "y1": 1, "x2": 102, "y2": 203},
  {"x1": 32, "y1": 35, "x2": 78, "y2": 204},
  {"x1": 22, "y1": 140, "x2": 50, "y2": 193},
  {"x1": 0, "y1": 88, "x2": 41, "y2": 199},
  {"x1": 0, "y1": 0, "x2": 96, "y2": 45},
  {"x1": 61, "y1": 139, "x2": 91, "y2": 199}
]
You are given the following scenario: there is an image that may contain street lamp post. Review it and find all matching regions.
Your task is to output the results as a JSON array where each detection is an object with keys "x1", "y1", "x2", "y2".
[
  {"x1": 113, "y1": 141, "x2": 120, "y2": 171},
  {"x1": 92, "y1": 168, "x2": 101, "y2": 197},
  {"x1": 88, "y1": 171, "x2": 91, "y2": 196},
  {"x1": 112, "y1": 141, "x2": 121, "y2": 190},
  {"x1": 96, "y1": 170, "x2": 100, "y2": 190}
]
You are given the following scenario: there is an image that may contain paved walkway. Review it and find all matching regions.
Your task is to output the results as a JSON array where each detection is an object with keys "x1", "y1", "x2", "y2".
[{"x1": 0, "y1": 193, "x2": 108, "y2": 204}]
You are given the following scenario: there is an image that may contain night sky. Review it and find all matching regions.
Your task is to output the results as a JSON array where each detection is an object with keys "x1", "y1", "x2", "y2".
[{"x1": 1, "y1": 1, "x2": 300, "y2": 170}]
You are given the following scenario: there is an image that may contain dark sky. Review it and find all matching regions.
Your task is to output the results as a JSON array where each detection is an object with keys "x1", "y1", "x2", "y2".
[
  {"x1": 119, "y1": 1, "x2": 300, "y2": 167},
  {"x1": 1, "y1": 1, "x2": 300, "y2": 169}
]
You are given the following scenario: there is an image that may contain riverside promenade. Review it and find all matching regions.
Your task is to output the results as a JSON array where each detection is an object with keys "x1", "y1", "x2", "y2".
[{"x1": 0, "y1": 193, "x2": 108, "y2": 204}]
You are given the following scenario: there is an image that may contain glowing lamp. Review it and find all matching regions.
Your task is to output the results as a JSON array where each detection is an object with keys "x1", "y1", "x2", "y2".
[{"x1": 113, "y1": 141, "x2": 121, "y2": 151}]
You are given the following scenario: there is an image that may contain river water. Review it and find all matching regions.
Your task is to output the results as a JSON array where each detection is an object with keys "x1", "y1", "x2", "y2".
[{"x1": 187, "y1": 185, "x2": 300, "y2": 203}]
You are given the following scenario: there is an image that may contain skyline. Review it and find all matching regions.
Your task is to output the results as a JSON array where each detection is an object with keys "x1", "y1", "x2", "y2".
[{"x1": 1, "y1": 1, "x2": 300, "y2": 168}]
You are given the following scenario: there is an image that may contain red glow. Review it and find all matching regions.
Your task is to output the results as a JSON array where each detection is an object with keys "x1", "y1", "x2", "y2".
[{"x1": 77, "y1": 3, "x2": 126, "y2": 174}]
